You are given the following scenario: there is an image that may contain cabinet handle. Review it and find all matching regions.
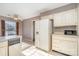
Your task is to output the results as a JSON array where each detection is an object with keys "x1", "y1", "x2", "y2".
[{"x1": 36, "y1": 32, "x2": 39, "y2": 34}]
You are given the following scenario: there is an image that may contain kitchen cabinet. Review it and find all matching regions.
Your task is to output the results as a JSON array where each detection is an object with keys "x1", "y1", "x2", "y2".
[
  {"x1": 0, "y1": 47, "x2": 8, "y2": 56},
  {"x1": 0, "y1": 36, "x2": 21, "y2": 56},
  {"x1": 0, "y1": 41, "x2": 8, "y2": 56},
  {"x1": 54, "y1": 9, "x2": 77, "y2": 27},
  {"x1": 52, "y1": 34, "x2": 78, "y2": 55},
  {"x1": 35, "y1": 19, "x2": 52, "y2": 51},
  {"x1": 9, "y1": 43, "x2": 21, "y2": 56}
]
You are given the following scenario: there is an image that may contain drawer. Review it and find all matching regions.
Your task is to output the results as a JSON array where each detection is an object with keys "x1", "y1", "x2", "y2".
[
  {"x1": 52, "y1": 36, "x2": 77, "y2": 42},
  {"x1": 65, "y1": 37, "x2": 77, "y2": 42},
  {"x1": 0, "y1": 41, "x2": 8, "y2": 48}
]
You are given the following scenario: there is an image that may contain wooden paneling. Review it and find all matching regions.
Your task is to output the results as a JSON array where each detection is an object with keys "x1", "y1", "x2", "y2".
[
  {"x1": 16, "y1": 20, "x2": 22, "y2": 35},
  {"x1": 16, "y1": 21, "x2": 19, "y2": 35},
  {"x1": 1, "y1": 20, "x2": 5, "y2": 36}
]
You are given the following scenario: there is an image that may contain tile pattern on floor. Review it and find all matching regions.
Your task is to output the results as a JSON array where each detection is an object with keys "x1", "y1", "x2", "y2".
[
  {"x1": 22, "y1": 42, "x2": 31, "y2": 50},
  {"x1": 22, "y1": 46, "x2": 53, "y2": 56},
  {"x1": 22, "y1": 42, "x2": 65, "y2": 56}
]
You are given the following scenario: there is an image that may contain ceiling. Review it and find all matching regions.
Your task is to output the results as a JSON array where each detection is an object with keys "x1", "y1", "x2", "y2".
[{"x1": 0, "y1": 3, "x2": 70, "y2": 20}]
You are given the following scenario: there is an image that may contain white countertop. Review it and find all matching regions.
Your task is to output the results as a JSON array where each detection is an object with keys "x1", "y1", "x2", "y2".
[
  {"x1": 0, "y1": 35, "x2": 22, "y2": 42},
  {"x1": 52, "y1": 34, "x2": 79, "y2": 38}
]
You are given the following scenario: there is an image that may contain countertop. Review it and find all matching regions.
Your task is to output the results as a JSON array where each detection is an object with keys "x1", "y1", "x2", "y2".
[
  {"x1": 52, "y1": 34, "x2": 79, "y2": 38},
  {"x1": 0, "y1": 35, "x2": 22, "y2": 43}
]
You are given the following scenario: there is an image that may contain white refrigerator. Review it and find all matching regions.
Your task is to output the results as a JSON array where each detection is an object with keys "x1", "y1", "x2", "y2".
[{"x1": 35, "y1": 19, "x2": 52, "y2": 52}]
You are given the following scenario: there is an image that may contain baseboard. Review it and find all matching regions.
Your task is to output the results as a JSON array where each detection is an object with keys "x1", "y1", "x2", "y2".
[{"x1": 52, "y1": 50, "x2": 71, "y2": 56}]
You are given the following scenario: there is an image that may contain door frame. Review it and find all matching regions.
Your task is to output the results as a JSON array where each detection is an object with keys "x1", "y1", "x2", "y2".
[{"x1": 33, "y1": 21, "x2": 35, "y2": 43}]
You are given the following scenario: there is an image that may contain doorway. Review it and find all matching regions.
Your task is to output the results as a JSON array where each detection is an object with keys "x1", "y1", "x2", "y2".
[{"x1": 33, "y1": 21, "x2": 35, "y2": 44}]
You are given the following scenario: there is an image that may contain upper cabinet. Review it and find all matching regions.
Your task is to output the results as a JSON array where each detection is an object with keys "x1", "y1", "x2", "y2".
[{"x1": 54, "y1": 9, "x2": 77, "y2": 27}]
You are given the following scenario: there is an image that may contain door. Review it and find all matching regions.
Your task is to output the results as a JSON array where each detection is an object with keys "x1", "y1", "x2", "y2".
[
  {"x1": 54, "y1": 9, "x2": 77, "y2": 27},
  {"x1": 35, "y1": 20, "x2": 40, "y2": 47},
  {"x1": 9, "y1": 43, "x2": 21, "y2": 56},
  {"x1": 0, "y1": 47, "x2": 8, "y2": 56},
  {"x1": 0, "y1": 41, "x2": 8, "y2": 56}
]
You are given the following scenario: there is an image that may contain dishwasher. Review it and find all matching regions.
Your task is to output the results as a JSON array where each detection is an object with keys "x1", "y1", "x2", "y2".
[{"x1": 8, "y1": 38, "x2": 21, "y2": 56}]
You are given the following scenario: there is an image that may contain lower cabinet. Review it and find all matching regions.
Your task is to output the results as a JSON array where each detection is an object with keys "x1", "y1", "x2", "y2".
[
  {"x1": 52, "y1": 35, "x2": 78, "y2": 56},
  {"x1": 9, "y1": 43, "x2": 21, "y2": 56},
  {"x1": 0, "y1": 47, "x2": 8, "y2": 56},
  {"x1": 0, "y1": 41, "x2": 8, "y2": 56}
]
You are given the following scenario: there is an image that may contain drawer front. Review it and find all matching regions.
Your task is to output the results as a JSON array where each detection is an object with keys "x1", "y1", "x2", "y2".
[
  {"x1": 0, "y1": 41, "x2": 8, "y2": 48},
  {"x1": 9, "y1": 43, "x2": 21, "y2": 56}
]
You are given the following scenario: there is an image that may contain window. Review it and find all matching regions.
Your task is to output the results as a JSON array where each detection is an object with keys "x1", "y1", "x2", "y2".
[{"x1": 5, "y1": 21, "x2": 16, "y2": 36}]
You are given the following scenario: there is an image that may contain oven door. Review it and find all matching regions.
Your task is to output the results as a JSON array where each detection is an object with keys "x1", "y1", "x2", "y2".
[{"x1": 8, "y1": 38, "x2": 21, "y2": 56}]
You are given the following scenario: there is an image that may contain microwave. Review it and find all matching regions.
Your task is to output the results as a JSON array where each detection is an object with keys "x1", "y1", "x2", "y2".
[{"x1": 64, "y1": 30, "x2": 77, "y2": 35}]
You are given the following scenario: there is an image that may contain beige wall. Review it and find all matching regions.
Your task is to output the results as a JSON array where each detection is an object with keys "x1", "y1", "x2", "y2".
[
  {"x1": 22, "y1": 19, "x2": 33, "y2": 41},
  {"x1": 17, "y1": 20, "x2": 22, "y2": 35},
  {"x1": 22, "y1": 15, "x2": 40, "y2": 42}
]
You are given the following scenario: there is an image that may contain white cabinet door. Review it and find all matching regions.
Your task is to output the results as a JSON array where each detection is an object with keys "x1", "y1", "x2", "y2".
[
  {"x1": 54, "y1": 12, "x2": 63, "y2": 27},
  {"x1": 63, "y1": 9, "x2": 77, "y2": 26},
  {"x1": 54, "y1": 9, "x2": 77, "y2": 27},
  {"x1": 64, "y1": 37, "x2": 77, "y2": 56},
  {"x1": 9, "y1": 43, "x2": 21, "y2": 56},
  {"x1": 0, "y1": 41, "x2": 8, "y2": 56},
  {"x1": 0, "y1": 47, "x2": 8, "y2": 56},
  {"x1": 52, "y1": 35, "x2": 77, "y2": 55},
  {"x1": 35, "y1": 20, "x2": 40, "y2": 48}
]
